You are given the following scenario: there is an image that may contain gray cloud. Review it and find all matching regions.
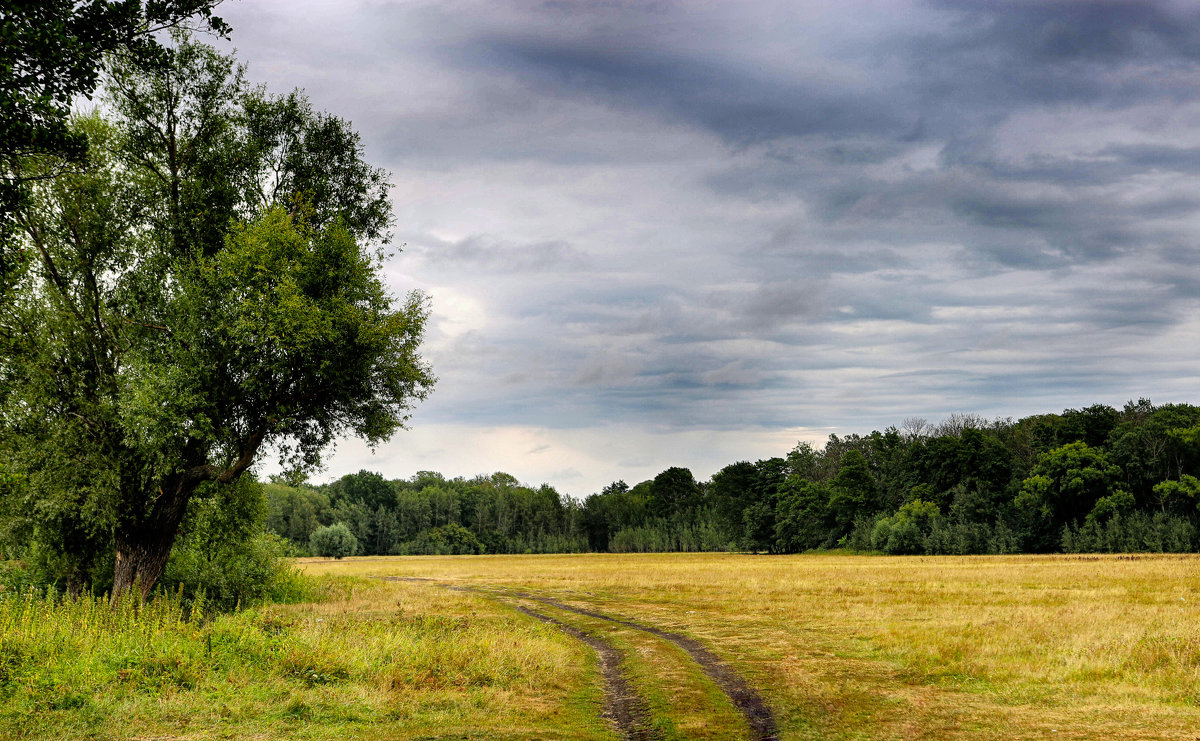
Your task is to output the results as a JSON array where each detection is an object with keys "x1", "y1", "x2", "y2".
[
  {"x1": 216, "y1": 0, "x2": 1200, "y2": 495},
  {"x1": 475, "y1": 33, "x2": 911, "y2": 145},
  {"x1": 410, "y1": 233, "x2": 590, "y2": 273}
]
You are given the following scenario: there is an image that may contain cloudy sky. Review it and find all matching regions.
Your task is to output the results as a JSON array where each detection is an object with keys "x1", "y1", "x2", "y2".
[{"x1": 215, "y1": 0, "x2": 1200, "y2": 497}]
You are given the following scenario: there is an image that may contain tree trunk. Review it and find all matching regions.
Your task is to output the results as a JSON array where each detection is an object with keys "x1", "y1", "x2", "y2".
[
  {"x1": 110, "y1": 433, "x2": 264, "y2": 603},
  {"x1": 111, "y1": 475, "x2": 198, "y2": 602},
  {"x1": 112, "y1": 531, "x2": 179, "y2": 601}
]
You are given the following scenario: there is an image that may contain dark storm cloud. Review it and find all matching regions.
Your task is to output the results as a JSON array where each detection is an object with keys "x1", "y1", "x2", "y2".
[
  {"x1": 907, "y1": 1, "x2": 1200, "y2": 118},
  {"x1": 926, "y1": 0, "x2": 1200, "y2": 65}
]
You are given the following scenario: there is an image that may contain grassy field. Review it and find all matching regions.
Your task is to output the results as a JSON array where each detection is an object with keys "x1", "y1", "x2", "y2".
[
  {"x1": 3, "y1": 552, "x2": 1199, "y2": 739},
  {"x1": 305, "y1": 553, "x2": 1200, "y2": 740}
]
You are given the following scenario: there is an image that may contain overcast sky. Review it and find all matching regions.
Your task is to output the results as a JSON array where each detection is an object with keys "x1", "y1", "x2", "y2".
[{"x1": 215, "y1": 0, "x2": 1200, "y2": 497}]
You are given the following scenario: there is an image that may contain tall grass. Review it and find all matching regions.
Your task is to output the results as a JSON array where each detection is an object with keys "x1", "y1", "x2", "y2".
[
  {"x1": 0, "y1": 587, "x2": 204, "y2": 736},
  {"x1": 0, "y1": 575, "x2": 605, "y2": 740}
]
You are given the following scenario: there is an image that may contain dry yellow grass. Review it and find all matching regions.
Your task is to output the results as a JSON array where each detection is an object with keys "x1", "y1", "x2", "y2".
[{"x1": 302, "y1": 553, "x2": 1200, "y2": 740}]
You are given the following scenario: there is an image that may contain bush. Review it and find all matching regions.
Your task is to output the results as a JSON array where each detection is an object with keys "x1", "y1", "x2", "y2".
[
  {"x1": 401, "y1": 524, "x2": 484, "y2": 555},
  {"x1": 843, "y1": 515, "x2": 878, "y2": 551},
  {"x1": 309, "y1": 523, "x2": 358, "y2": 559},
  {"x1": 870, "y1": 499, "x2": 942, "y2": 555},
  {"x1": 161, "y1": 479, "x2": 305, "y2": 609},
  {"x1": 925, "y1": 519, "x2": 989, "y2": 555},
  {"x1": 163, "y1": 531, "x2": 302, "y2": 609}
]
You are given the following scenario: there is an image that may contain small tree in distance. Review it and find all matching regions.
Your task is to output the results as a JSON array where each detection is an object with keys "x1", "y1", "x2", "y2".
[{"x1": 309, "y1": 523, "x2": 358, "y2": 559}]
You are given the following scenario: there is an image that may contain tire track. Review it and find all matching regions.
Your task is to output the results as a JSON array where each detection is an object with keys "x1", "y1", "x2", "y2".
[
  {"x1": 512, "y1": 593, "x2": 778, "y2": 741},
  {"x1": 512, "y1": 604, "x2": 663, "y2": 741},
  {"x1": 382, "y1": 577, "x2": 661, "y2": 741},
  {"x1": 382, "y1": 577, "x2": 778, "y2": 740}
]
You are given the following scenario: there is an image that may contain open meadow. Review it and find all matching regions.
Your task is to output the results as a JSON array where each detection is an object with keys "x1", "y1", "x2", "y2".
[
  {"x1": 300, "y1": 552, "x2": 1200, "y2": 740},
  {"x1": 3, "y1": 552, "x2": 1200, "y2": 740}
]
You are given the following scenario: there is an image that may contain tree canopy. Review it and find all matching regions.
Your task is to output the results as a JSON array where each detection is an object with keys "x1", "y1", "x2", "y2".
[
  {"x1": 1, "y1": 1, "x2": 229, "y2": 278},
  {"x1": 258, "y1": 399, "x2": 1200, "y2": 560}
]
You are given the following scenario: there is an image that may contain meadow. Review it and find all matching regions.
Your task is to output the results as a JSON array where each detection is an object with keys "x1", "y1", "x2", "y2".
[{"x1": 3, "y1": 552, "x2": 1199, "y2": 739}]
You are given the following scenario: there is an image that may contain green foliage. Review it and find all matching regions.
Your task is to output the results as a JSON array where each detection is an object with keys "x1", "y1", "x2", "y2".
[
  {"x1": 0, "y1": 35, "x2": 432, "y2": 596},
  {"x1": 1108, "y1": 403, "x2": 1200, "y2": 500},
  {"x1": 582, "y1": 480, "x2": 642, "y2": 551},
  {"x1": 327, "y1": 470, "x2": 393, "y2": 510},
  {"x1": 738, "y1": 458, "x2": 788, "y2": 553},
  {"x1": 828, "y1": 450, "x2": 879, "y2": 537},
  {"x1": 608, "y1": 516, "x2": 727, "y2": 553},
  {"x1": 0, "y1": 0, "x2": 228, "y2": 267},
  {"x1": 160, "y1": 479, "x2": 303, "y2": 609},
  {"x1": 647, "y1": 467, "x2": 700, "y2": 518},
  {"x1": 870, "y1": 499, "x2": 942, "y2": 555},
  {"x1": 259, "y1": 400, "x2": 1200, "y2": 558},
  {"x1": 774, "y1": 478, "x2": 835, "y2": 553},
  {"x1": 842, "y1": 515, "x2": 879, "y2": 551},
  {"x1": 1085, "y1": 489, "x2": 1136, "y2": 527},
  {"x1": 417, "y1": 524, "x2": 485, "y2": 555},
  {"x1": 1062, "y1": 511, "x2": 1196, "y2": 553},
  {"x1": 309, "y1": 523, "x2": 358, "y2": 559},
  {"x1": 1015, "y1": 442, "x2": 1127, "y2": 550},
  {"x1": 1153, "y1": 475, "x2": 1200, "y2": 516},
  {"x1": 263, "y1": 483, "x2": 328, "y2": 550},
  {"x1": 709, "y1": 462, "x2": 757, "y2": 544}
]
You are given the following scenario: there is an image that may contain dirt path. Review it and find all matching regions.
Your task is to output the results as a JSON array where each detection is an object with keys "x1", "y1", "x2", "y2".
[
  {"x1": 381, "y1": 577, "x2": 778, "y2": 741},
  {"x1": 512, "y1": 604, "x2": 663, "y2": 741},
  {"x1": 514, "y1": 593, "x2": 778, "y2": 741},
  {"x1": 382, "y1": 577, "x2": 660, "y2": 741}
]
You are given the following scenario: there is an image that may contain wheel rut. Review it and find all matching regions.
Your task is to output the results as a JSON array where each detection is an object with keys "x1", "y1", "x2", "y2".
[
  {"x1": 514, "y1": 593, "x2": 778, "y2": 741},
  {"x1": 382, "y1": 577, "x2": 661, "y2": 741},
  {"x1": 512, "y1": 604, "x2": 663, "y2": 741},
  {"x1": 382, "y1": 577, "x2": 778, "y2": 741}
]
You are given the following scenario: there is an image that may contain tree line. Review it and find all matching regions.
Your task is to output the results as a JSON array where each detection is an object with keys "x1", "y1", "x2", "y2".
[{"x1": 277, "y1": 399, "x2": 1200, "y2": 557}]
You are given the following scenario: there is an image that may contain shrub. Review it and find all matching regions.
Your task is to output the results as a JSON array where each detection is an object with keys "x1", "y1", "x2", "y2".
[
  {"x1": 1062, "y1": 511, "x2": 1196, "y2": 553},
  {"x1": 163, "y1": 531, "x2": 302, "y2": 609},
  {"x1": 161, "y1": 479, "x2": 306, "y2": 609},
  {"x1": 871, "y1": 499, "x2": 942, "y2": 554},
  {"x1": 309, "y1": 523, "x2": 358, "y2": 559},
  {"x1": 402, "y1": 524, "x2": 484, "y2": 555},
  {"x1": 925, "y1": 520, "x2": 989, "y2": 555}
]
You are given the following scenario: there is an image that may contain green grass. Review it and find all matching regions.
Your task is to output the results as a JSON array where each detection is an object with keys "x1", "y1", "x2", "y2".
[{"x1": 0, "y1": 576, "x2": 610, "y2": 740}]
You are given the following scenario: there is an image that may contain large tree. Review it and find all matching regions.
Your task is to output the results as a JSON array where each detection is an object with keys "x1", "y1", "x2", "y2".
[{"x1": 0, "y1": 36, "x2": 433, "y2": 597}]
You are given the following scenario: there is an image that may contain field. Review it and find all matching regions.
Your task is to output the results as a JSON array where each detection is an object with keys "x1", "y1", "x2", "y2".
[
  {"x1": 304, "y1": 552, "x2": 1200, "y2": 740},
  {"x1": 4, "y1": 552, "x2": 1200, "y2": 740}
]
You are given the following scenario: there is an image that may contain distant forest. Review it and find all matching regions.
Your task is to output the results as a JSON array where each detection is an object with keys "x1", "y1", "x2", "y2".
[{"x1": 269, "y1": 399, "x2": 1200, "y2": 557}]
